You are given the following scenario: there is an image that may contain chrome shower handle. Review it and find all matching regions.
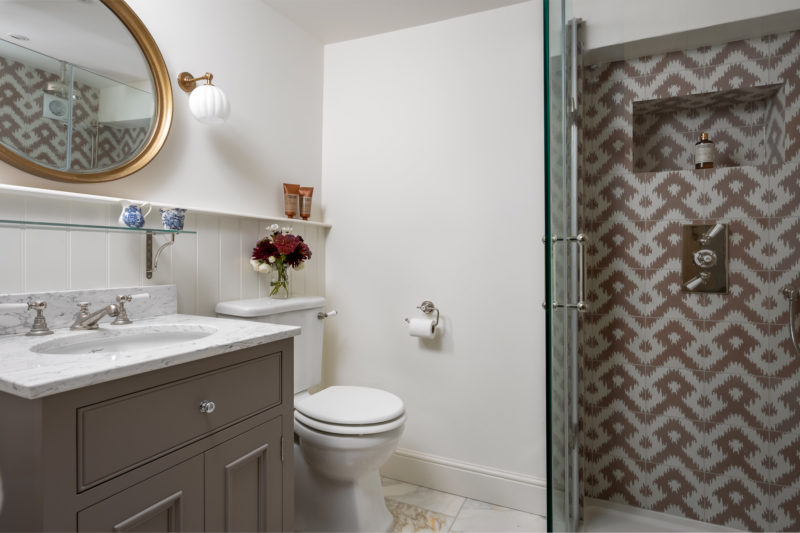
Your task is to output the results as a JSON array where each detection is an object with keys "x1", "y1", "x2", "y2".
[{"x1": 549, "y1": 234, "x2": 587, "y2": 312}]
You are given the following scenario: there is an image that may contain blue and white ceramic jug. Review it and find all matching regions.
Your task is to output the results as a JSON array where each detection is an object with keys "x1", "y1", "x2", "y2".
[
  {"x1": 118, "y1": 201, "x2": 151, "y2": 228},
  {"x1": 160, "y1": 208, "x2": 187, "y2": 230}
]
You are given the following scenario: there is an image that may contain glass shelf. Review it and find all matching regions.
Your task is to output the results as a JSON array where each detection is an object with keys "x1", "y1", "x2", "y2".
[{"x1": 0, "y1": 219, "x2": 196, "y2": 234}]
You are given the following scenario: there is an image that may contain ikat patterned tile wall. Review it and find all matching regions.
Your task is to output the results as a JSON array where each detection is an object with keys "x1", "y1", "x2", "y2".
[
  {"x1": 580, "y1": 29, "x2": 800, "y2": 532},
  {"x1": 0, "y1": 55, "x2": 147, "y2": 171}
]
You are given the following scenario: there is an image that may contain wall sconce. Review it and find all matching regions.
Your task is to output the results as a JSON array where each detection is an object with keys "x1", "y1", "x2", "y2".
[{"x1": 177, "y1": 71, "x2": 230, "y2": 124}]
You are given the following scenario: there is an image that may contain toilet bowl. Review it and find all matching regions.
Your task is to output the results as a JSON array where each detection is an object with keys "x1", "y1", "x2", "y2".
[
  {"x1": 294, "y1": 386, "x2": 405, "y2": 532},
  {"x1": 215, "y1": 297, "x2": 405, "y2": 532}
]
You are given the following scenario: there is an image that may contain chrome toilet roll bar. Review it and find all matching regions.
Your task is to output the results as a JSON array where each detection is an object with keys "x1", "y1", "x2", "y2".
[{"x1": 404, "y1": 300, "x2": 440, "y2": 328}]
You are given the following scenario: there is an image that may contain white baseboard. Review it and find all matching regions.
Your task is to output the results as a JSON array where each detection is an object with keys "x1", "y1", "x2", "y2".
[{"x1": 380, "y1": 448, "x2": 547, "y2": 516}]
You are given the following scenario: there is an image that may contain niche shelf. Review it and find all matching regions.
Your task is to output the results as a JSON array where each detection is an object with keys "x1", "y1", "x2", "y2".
[{"x1": 632, "y1": 84, "x2": 785, "y2": 173}]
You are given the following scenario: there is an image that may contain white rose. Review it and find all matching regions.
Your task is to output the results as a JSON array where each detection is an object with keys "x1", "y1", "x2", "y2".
[
  {"x1": 268, "y1": 256, "x2": 276, "y2": 264},
  {"x1": 281, "y1": 226, "x2": 293, "y2": 234},
  {"x1": 267, "y1": 223, "x2": 279, "y2": 233},
  {"x1": 250, "y1": 259, "x2": 261, "y2": 271},
  {"x1": 258, "y1": 263, "x2": 271, "y2": 273}
]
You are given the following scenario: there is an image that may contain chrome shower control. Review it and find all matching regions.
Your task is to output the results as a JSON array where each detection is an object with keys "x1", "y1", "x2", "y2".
[
  {"x1": 682, "y1": 223, "x2": 727, "y2": 293},
  {"x1": 199, "y1": 400, "x2": 216, "y2": 414},
  {"x1": 693, "y1": 249, "x2": 718, "y2": 268}
]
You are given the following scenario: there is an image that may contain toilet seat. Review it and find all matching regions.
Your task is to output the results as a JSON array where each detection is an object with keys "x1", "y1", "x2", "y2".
[
  {"x1": 294, "y1": 386, "x2": 406, "y2": 435},
  {"x1": 295, "y1": 410, "x2": 407, "y2": 435}
]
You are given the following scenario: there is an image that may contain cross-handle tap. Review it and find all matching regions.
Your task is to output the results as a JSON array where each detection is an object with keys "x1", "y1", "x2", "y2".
[
  {"x1": 0, "y1": 300, "x2": 55, "y2": 336},
  {"x1": 71, "y1": 302, "x2": 120, "y2": 330},
  {"x1": 111, "y1": 292, "x2": 150, "y2": 325}
]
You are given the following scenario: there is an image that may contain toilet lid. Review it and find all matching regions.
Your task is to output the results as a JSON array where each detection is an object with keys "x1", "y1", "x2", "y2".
[
  {"x1": 295, "y1": 386, "x2": 404, "y2": 425},
  {"x1": 295, "y1": 410, "x2": 406, "y2": 435}
]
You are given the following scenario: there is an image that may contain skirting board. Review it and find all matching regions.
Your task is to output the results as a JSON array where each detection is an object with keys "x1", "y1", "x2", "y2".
[{"x1": 380, "y1": 448, "x2": 547, "y2": 516}]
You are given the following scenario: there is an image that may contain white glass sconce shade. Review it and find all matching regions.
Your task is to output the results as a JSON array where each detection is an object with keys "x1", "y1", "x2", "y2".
[{"x1": 188, "y1": 84, "x2": 230, "y2": 124}]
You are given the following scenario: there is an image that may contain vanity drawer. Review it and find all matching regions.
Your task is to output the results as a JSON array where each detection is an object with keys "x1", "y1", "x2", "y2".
[{"x1": 77, "y1": 352, "x2": 282, "y2": 491}]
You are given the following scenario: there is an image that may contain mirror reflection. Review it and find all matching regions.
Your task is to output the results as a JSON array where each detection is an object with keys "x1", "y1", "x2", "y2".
[{"x1": 0, "y1": 0, "x2": 158, "y2": 175}]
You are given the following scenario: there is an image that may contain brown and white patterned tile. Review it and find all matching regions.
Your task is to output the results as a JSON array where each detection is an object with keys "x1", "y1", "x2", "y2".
[
  {"x1": 590, "y1": 406, "x2": 652, "y2": 461},
  {"x1": 706, "y1": 166, "x2": 775, "y2": 220},
  {"x1": 648, "y1": 462, "x2": 707, "y2": 521},
  {"x1": 769, "y1": 270, "x2": 800, "y2": 325},
  {"x1": 704, "y1": 321, "x2": 772, "y2": 376},
  {"x1": 770, "y1": 378, "x2": 800, "y2": 433},
  {"x1": 705, "y1": 372, "x2": 773, "y2": 429},
  {"x1": 649, "y1": 169, "x2": 710, "y2": 221},
  {"x1": 648, "y1": 415, "x2": 707, "y2": 472},
  {"x1": 649, "y1": 269, "x2": 716, "y2": 321},
  {"x1": 586, "y1": 267, "x2": 653, "y2": 317},
  {"x1": 704, "y1": 422, "x2": 775, "y2": 484},
  {"x1": 587, "y1": 313, "x2": 652, "y2": 366},
  {"x1": 587, "y1": 219, "x2": 652, "y2": 270},
  {"x1": 647, "y1": 219, "x2": 686, "y2": 272},
  {"x1": 766, "y1": 323, "x2": 800, "y2": 380},
  {"x1": 649, "y1": 366, "x2": 707, "y2": 421},
  {"x1": 704, "y1": 270, "x2": 772, "y2": 324},
  {"x1": 646, "y1": 68, "x2": 707, "y2": 100},
  {"x1": 585, "y1": 453, "x2": 656, "y2": 510},
  {"x1": 705, "y1": 474, "x2": 774, "y2": 531},
  {"x1": 647, "y1": 317, "x2": 709, "y2": 370},
  {"x1": 772, "y1": 482, "x2": 800, "y2": 532},
  {"x1": 771, "y1": 217, "x2": 800, "y2": 271},
  {"x1": 706, "y1": 38, "x2": 771, "y2": 67},
  {"x1": 706, "y1": 60, "x2": 771, "y2": 92},
  {"x1": 770, "y1": 431, "x2": 800, "y2": 488},
  {"x1": 585, "y1": 360, "x2": 653, "y2": 415},
  {"x1": 770, "y1": 30, "x2": 800, "y2": 59},
  {"x1": 584, "y1": 171, "x2": 650, "y2": 224}
]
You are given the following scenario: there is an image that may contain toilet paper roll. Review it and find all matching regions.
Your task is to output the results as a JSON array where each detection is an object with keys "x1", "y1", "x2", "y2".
[{"x1": 408, "y1": 318, "x2": 436, "y2": 339}]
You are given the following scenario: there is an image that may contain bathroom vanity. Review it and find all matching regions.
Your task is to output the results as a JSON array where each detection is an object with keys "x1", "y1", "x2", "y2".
[{"x1": 0, "y1": 314, "x2": 298, "y2": 532}]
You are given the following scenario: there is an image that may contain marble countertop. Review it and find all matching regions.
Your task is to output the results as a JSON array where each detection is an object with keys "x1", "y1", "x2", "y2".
[{"x1": 0, "y1": 314, "x2": 299, "y2": 400}]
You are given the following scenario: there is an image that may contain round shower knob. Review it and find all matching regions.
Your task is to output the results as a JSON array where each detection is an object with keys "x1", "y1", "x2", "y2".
[{"x1": 694, "y1": 249, "x2": 718, "y2": 268}]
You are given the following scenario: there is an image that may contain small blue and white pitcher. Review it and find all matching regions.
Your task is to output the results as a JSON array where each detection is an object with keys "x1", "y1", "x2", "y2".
[
  {"x1": 118, "y1": 201, "x2": 151, "y2": 229},
  {"x1": 160, "y1": 208, "x2": 187, "y2": 230}
]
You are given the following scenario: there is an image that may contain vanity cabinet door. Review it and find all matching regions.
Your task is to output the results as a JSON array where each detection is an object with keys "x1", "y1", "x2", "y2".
[
  {"x1": 204, "y1": 416, "x2": 283, "y2": 532},
  {"x1": 77, "y1": 455, "x2": 204, "y2": 532}
]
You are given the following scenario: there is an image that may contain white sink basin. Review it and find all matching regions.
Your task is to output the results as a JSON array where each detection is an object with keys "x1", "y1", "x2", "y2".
[{"x1": 32, "y1": 325, "x2": 217, "y2": 355}]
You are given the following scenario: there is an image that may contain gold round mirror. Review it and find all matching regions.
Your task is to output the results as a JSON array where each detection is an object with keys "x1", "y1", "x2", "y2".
[{"x1": 0, "y1": 0, "x2": 172, "y2": 183}]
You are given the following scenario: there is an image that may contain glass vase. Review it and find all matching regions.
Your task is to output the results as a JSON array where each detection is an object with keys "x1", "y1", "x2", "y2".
[{"x1": 269, "y1": 264, "x2": 290, "y2": 299}]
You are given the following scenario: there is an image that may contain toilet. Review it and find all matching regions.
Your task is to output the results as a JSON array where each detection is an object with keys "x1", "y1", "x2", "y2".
[{"x1": 215, "y1": 296, "x2": 405, "y2": 532}]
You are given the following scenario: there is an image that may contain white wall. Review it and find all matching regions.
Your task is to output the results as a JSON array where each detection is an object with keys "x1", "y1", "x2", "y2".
[
  {"x1": 0, "y1": 0, "x2": 323, "y2": 221},
  {"x1": 321, "y1": 1, "x2": 546, "y2": 513}
]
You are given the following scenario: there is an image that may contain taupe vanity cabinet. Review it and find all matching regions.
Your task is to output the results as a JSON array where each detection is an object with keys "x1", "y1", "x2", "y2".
[{"x1": 0, "y1": 340, "x2": 294, "y2": 532}]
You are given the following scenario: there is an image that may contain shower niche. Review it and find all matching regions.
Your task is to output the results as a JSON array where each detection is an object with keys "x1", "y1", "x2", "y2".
[{"x1": 632, "y1": 83, "x2": 785, "y2": 173}]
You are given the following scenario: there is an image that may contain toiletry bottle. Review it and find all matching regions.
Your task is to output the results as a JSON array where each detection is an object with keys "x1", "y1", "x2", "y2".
[{"x1": 695, "y1": 132, "x2": 714, "y2": 169}]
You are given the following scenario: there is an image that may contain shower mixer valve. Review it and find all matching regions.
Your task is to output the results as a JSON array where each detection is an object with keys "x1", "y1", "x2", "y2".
[
  {"x1": 694, "y1": 249, "x2": 718, "y2": 268},
  {"x1": 682, "y1": 223, "x2": 728, "y2": 293}
]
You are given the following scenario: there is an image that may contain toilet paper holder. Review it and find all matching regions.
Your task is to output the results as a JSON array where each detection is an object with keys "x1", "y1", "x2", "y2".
[{"x1": 404, "y1": 300, "x2": 440, "y2": 328}]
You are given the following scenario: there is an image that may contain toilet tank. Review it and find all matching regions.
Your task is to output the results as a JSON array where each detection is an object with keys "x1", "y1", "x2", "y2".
[{"x1": 215, "y1": 296, "x2": 326, "y2": 394}]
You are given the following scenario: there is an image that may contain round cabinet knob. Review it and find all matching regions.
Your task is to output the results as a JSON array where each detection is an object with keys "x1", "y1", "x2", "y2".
[{"x1": 199, "y1": 400, "x2": 216, "y2": 414}]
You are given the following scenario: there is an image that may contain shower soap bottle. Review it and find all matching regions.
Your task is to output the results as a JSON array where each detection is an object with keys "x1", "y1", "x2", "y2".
[{"x1": 695, "y1": 132, "x2": 714, "y2": 169}]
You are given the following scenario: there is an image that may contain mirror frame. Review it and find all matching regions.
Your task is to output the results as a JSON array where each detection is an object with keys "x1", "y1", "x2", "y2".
[{"x1": 0, "y1": 0, "x2": 173, "y2": 183}]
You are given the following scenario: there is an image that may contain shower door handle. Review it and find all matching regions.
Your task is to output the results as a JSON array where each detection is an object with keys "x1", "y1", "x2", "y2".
[{"x1": 549, "y1": 234, "x2": 587, "y2": 312}]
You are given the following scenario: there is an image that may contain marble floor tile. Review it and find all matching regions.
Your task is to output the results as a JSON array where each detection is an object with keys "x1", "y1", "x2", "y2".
[
  {"x1": 387, "y1": 499, "x2": 456, "y2": 532},
  {"x1": 382, "y1": 478, "x2": 466, "y2": 517},
  {"x1": 449, "y1": 499, "x2": 547, "y2": 533}
]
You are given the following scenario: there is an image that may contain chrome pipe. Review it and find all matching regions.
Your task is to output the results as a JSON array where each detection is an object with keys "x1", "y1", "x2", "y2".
[{"x1": 783, "y1": 287, "x2": 800, "y2": 356}]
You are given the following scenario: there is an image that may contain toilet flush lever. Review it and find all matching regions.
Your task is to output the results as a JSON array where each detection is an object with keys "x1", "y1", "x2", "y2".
[{"x1": 318, "y1": 310, "x2": 338, "y2": 320}]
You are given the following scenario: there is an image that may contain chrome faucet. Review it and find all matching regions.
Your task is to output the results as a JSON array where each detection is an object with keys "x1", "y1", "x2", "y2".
[{"x1": 71, "y1": 302, "x2": 120, "y2": 330}]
